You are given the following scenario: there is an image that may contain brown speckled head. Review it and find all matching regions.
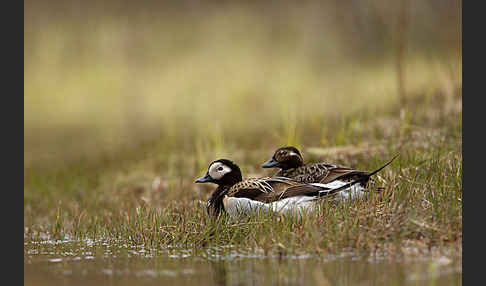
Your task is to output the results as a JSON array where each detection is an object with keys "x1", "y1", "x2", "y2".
[{"x1": 262, "y1": 146, "x2": 304, "y2": 170}]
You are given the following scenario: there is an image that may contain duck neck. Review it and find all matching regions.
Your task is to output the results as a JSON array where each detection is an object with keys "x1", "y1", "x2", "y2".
[
  {"x1": 207, "y1": 168, "x2": 243, "y2": 216},
  {"x1": 207, "y1": 185, "x2": 231, "y2": 216}
]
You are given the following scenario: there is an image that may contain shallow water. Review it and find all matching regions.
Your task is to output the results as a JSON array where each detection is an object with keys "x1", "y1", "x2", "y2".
[{"x1": 24, "y1": 237, "x2": 461, "y2": 286}]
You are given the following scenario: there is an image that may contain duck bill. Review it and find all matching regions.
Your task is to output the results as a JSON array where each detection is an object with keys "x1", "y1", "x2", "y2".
[
  {"x1": 262, "y1": 158, "x2": 279, "y2": 168},
  {"x1": 194, "y1": 173, "x2": 214, "y2": 183}
]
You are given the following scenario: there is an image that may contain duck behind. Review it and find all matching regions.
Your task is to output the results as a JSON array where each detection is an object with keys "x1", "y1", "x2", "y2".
[{"x1": 262, "y1": 146, "x2": 399, "y2": 201}]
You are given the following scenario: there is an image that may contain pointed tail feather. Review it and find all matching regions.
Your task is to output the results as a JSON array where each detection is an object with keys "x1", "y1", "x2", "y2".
[
  {"x1": 366, "y1": 153, "x2": 400, "y2": 177},
  {"x1": 316, "y1": 153, "x2": 399, "y2": 197}
]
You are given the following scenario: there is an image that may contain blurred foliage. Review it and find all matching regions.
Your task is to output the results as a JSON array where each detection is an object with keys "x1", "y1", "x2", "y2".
[{"x1": 24, "y1": 0, "x2": 461, "y2": 170}]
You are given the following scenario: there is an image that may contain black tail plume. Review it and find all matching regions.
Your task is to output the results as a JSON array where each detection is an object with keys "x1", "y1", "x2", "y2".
[
  {"x1": 322, "y1": 153, "x2": 400, "y2": 196},
  {"x1": 366, "y1": 153, "x2": 400, "y2": 177}
]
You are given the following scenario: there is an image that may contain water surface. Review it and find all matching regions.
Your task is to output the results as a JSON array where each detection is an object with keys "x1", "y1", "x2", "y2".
[{"x1": 24, "y1": 237, "x2": 461, "y2": 286}]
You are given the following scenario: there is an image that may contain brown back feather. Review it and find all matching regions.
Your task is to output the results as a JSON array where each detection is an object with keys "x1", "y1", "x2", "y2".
[
  {"x1": 277, "y1": 162, "x2": 370, "y2": 184},
  {"x1": 226, "y1": 177, "x2": 329, "y2": 203}
]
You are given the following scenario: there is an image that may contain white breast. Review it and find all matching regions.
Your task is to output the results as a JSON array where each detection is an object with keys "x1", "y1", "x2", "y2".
[{"x1": 222, "y1": 195, "x2": 317, "y2": 217}]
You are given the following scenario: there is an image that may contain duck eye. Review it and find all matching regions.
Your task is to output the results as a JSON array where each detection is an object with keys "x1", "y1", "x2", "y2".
[{"x1": 217, "y1": 167, "x2": 224, "y2": 171}]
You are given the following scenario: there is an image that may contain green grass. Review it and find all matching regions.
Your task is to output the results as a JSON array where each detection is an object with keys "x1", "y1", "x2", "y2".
[{"x1": 24, "y1": 88, "x2": 462, "y2": 257}]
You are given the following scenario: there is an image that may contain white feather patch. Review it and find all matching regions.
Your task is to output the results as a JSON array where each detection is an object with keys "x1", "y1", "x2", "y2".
[
  {"x1": 223, "y1": 195, "x2": 317, "y2": 217},
  {"x1": 311, "y1": 180, "x2": 366, "y2": 201},
  {"x1": 208, "y1": 162, "x2": 232, "y2": 180}
]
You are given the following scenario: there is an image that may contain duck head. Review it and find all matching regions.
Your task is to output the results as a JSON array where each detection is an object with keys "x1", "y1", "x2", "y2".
[
  {"x1": 262, "y1": 146, "x2": 304, "y2": 170},
  {"x1": 195, "y1": 159, "x2": 243, "y2": 186}
]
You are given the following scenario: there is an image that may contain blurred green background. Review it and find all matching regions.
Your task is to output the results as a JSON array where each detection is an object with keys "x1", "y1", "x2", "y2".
[{"x1": 24, "y1": 0, "x2": 461, "y2": 171}]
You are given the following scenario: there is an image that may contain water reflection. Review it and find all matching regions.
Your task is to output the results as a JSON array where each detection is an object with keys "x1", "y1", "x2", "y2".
[
  {"x1": 24, "y1": 239, "x2": 461, "y2": 286},
  {"x1": 210, "y1": 260, "x2": 228, "y2": 286}
]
